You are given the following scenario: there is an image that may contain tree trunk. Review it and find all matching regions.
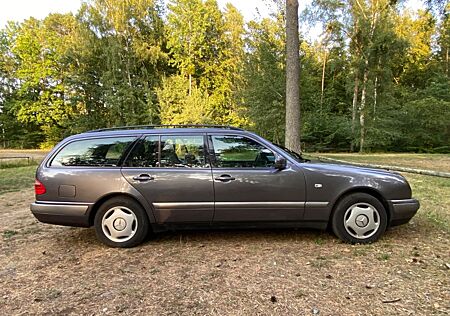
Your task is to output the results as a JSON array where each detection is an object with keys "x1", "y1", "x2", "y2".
[
  {"x1": 359, "y1": 59, "x2": 369, "y2": 153},
  {"x1": 189, "y1": 74, "x2": 192, "y2": 96},
  {"x1": 373, "y1": 73, "x2": 378, "y2": 120},
  {"x1": 1, "y1": 127, "x2": 5, "y2": 148},
  {"x1": 320, "y1": 51, "x2": 327, "y2": 110},
  {"x1": 188, "y1": 20, "x2": 192, "y2": 96},
  {"x1": 285, "y1": 0, "x2": 301, "y2": 153},
  {"x1": 446, "y1": 47, "x2": 449, "y2": 77},
  {"x1": 358, "y1": 4, "x2": 378, "y2": 153},
  {"x1": 350, "y1": 71, "x2": 359, "y2": 152},
  {"x1": 373, "y1": 56, "x2": 381, "y2": 120},
  {"x1": 125, "y1": 39, "x2": 132, "y2": 88}
]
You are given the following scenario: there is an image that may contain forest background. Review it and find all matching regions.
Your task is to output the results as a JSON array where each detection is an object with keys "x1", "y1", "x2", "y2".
[{"x1": 0, "y1": 0, "x2": 448, "y2": 153}]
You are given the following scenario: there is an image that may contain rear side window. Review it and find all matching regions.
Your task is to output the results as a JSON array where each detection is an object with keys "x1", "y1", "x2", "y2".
[
  {"x1": 124, "y1": 135, "x2": 208, "y2": 168},
  {"x1": 124, "y1": 136, "x2": 159, "y2": 168},
  {"x1": 160, "y1": 135, "x2": 206, "y2": 168},
  {"x1": 51, "y1": 137, "x2": 135, "y2": 167}
]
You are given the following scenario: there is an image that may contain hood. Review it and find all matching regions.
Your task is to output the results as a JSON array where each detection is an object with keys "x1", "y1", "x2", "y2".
[{"x1": 304, "y1": 161, "x2": 403, "y2": 177}]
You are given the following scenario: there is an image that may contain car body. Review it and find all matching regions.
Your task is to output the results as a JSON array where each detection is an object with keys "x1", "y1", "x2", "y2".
[{"x1": 31, "y1": 125, "x2": 420, "y2": 247}]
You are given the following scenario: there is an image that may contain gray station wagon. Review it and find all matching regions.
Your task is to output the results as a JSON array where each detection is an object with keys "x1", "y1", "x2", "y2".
[{"x1": 31, "y1": 125, "x2": 419, "y2": 247}]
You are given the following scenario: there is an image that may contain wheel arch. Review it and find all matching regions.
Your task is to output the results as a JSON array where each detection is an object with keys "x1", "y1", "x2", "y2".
[
  {"x1": 87, "y1": 192, "x2": 155, "y2": 226},
  {"x1": 328, "y1": 187, "x2": 392, "y2": 228}
]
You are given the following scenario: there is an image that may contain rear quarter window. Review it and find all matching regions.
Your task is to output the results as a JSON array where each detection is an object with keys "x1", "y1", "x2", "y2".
[{"x1": 50, "y1": 137, "x2": 136, "y2": 167}]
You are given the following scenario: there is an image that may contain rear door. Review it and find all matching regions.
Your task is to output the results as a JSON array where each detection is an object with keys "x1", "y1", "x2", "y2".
[
  {"x1": 209, "y1": 134, "x2": 306, "y2": 222},
  {"x1": 121, "y1": 133, "x2": 214, "y2": 224}
]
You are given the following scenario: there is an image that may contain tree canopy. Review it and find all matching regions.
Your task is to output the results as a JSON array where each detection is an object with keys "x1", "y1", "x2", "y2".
[{"x1": 0, "y1": 0, "x2": 448, "y2": 152}]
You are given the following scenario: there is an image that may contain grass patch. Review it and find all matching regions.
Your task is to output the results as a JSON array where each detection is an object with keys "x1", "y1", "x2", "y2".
[
  {"x1": 314, "y1": 236, "x2": 326, "y2": 245},
  {"x1": 0, "y1": 165, "x2": 36, "y2": 195},
  {"x1": 403, "y1": 174, "x2": 450, "y2": 232},
  {"x1": 312, "y1": 153, "x2": 450, "y2": 173},
  {"x1": 0, "y1": 159, "x2": 38, "y2": 169},
  {"x1": 378, "y1": 253, "x2": 391, "y2": 261},
  {"x1": 3, "y1": 230, "x2": 18, "y2": 239},
  {"x1": 352, "y1": 247, "x2": 369, "y2": 257}
]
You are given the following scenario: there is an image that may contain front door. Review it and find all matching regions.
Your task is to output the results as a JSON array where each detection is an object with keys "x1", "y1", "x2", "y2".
[
  {"x1": 209, "y1": 134, "x2": 306, "y2": 222},
  {"x1": 121, "y1": 134, "x2": 214, "y2": 224}
]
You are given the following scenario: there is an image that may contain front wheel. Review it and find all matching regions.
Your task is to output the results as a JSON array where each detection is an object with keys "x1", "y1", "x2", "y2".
[
  {"x1": 331, "y1": 193, "x2": 388, "y2": 244},
  {"x1": 94, "y1": 197, "x2": 149, "y2": 247}
]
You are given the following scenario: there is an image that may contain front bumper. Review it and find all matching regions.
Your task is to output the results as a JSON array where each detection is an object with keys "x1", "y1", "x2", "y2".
[
  {"x1": 31, "y1": 202, "x2": 91, "y2": 227},
  {"x1": 388, "y1": 198, "x2": 420, "y2": 226}
]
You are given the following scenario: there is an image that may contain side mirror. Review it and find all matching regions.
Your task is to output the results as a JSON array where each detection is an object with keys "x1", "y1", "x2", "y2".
[{"x1": 274, "y1": 156, "x2": 287, "y2": 170}]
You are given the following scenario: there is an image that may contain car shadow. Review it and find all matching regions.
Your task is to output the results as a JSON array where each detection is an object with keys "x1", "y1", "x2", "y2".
[
  {"x1": 152, "y1": 226, "x2": 330, "y2": 243},
  {"x1": 52, "y1": 223, "x2": 417, "y2": 249}
]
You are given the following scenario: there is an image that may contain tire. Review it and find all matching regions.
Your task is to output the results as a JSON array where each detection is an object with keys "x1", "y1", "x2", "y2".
[
  {"x1": 331, "y1": 193, "x2": 388, "y2": 244},
  {"x1": 94, "y1": 197, "x2": 149, "y2": 248}
]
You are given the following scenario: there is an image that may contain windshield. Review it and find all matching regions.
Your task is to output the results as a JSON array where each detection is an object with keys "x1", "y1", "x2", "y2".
[{"x1": 273, "y1": 143, "x2": 309, "y2": 163}]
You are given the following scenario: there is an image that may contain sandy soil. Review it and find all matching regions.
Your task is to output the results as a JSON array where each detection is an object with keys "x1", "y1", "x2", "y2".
[{"x1": 0, "y1": 190, "x2": 449, "y2": 315}]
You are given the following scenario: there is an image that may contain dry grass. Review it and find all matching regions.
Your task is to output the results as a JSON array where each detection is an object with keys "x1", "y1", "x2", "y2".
[
  {"x1": 315, "y1": 153, "x2": 450, "y2": 173},
  {"x1": 1, "y1": 175, "x2": 449, "y2": 315},
  {"x1": 0, "y1": 166, "x2": 36, "y2": 195},
  {"x1": 0, "y1": 149, "x2": 48, "y2": 161}
]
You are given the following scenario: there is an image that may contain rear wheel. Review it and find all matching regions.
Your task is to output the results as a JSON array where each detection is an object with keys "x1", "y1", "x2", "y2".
[
  {"x1": 331, "y1": 193, "x2": 387, "y2": 244},
  {"x1": 94, "y1": 197, "x2": 149, "y2": 247}
]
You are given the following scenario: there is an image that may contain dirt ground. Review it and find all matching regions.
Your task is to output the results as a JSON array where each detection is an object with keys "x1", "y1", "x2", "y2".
[{"x1": 0, "y1": 190, "x2": 449, "y2": 315}]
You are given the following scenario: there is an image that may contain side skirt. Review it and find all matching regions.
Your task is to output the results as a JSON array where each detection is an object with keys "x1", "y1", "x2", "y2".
[{"x1": 150, "y1": 221, "x2": 328, "y2": 233}]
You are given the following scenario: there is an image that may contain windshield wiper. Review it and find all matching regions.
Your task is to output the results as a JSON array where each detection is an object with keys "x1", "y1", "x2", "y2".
[{"x1": 274, "y1": 144, "x2": 310, "y2": 163}]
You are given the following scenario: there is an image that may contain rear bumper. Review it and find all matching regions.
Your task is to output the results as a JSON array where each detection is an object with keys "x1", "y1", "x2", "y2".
[
  {"x1": 30, "y1": 202, "x2": 91, "y2": 227},
  {"x1": 389, "y1": 198, "x2": 420, "y2": 226}
]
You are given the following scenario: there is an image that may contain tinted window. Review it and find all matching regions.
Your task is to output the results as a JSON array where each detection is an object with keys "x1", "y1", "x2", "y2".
[
  {"x1": 125, "y1": 135, "x2": 208, "y2": 168},
  {"x1": 51, "y1": 137, "x2": 135, "y2": 167},
  {"x1": 160, "y1": 135, "x2": 207, "y2": 168},
  {"x1": 211, "y1": 135, "x2": 276, "y2": 168},
  {"x1": 124, "y1": 136, "x2": 159, "y2": 167}
]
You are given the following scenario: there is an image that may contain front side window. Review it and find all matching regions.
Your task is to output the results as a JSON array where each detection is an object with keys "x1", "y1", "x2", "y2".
[
  {"x1": 211, "y1": 135, "x2": 276, "y2": 168},
  {"x1": 125, "y1": 135, "x2": 208, "y2": 168},
  {"x1": 51, "y1": 137, "x2": 135, "y2": 167}
]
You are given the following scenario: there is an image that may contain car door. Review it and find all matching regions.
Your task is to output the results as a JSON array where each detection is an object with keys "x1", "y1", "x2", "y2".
[
  {"x1": 209, "y1": 134, "x2": 306, "y2": 222},
  {"x1": 121, "y1": 133, "x2": 214, "y2": 224}
]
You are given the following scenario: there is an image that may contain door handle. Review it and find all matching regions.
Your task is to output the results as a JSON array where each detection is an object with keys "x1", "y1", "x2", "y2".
[
  {"x1": 215, "y1": 174, "x2": 236, "y2": 182},
  {"x1": 132, "y1": 174, "x2": 154, "y2": 182}
]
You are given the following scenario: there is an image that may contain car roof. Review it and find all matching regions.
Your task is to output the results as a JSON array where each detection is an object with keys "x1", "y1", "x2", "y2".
[{"x1": 71, "y1": 125, "x2": 249, "y2": 140}]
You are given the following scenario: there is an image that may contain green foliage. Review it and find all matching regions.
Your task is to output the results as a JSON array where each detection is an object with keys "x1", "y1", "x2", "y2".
[
  {"x1": 70, "y1": 0, "x2": 167, "y2": 130},
  {"x1": 302, "y1": 110, "x2": 352, "y2": 152},
  {"x1": 157, "y1": 75, "x2": 212, "y2": 124},
  {"x1": 394, "y1": 10, "x2": 436, "y2": 88},
  {"x1": 242, "y1": 16, "x2": 286, "y2": 144},
  {"x1": 165, "y1": 0, "x2": 247, "y2": 126},
  {"x1": 4, "y1": 15, "x2": 79, "y2": 147},
  {"x1": 399, "y1": 75, "x2": 450, "y2": 151},
  {"x1": 0, "y1": 0, "x2": 448, "y2": 152}
]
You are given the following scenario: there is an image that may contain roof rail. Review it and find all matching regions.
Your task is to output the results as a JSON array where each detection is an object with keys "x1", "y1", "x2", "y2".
[{"x1": 86, "y1": 124, "x2": 243, "y2": 133}]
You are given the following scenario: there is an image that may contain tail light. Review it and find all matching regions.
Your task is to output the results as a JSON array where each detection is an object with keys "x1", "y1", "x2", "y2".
[{"x1": 34, "y1": 179, "x2": 46, "y2": 195}]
